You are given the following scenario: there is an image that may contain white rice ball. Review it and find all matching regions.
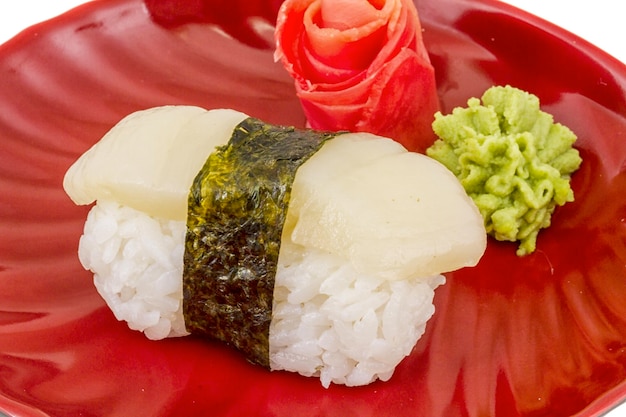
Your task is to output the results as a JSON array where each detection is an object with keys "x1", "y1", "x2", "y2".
[
  {"x1": 78, "y1": 200, "x2": 189, "y2": 340},
  {"x1": 78, "y1": 200, "x2": 444, "y2": 387},
  {"x1": 271, "y1": 241, "x2": 443, "y2": 387}
]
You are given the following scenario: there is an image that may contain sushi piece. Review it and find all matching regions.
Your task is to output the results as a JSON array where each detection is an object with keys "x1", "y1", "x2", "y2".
[{"x1": 64, "y1": 105, "x2": 486, "y2": 387}]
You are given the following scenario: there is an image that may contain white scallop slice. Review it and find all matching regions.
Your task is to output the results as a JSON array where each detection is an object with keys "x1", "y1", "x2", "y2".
[
  {"x1": 63, "y1": 106, "x2": 247, "y2": 221},
  {"x1": 283, "y1": 132, "x2": 486, "y2": 280}
]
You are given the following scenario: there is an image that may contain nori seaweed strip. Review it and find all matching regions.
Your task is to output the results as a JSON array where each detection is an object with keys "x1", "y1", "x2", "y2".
[{"x1": 183, "y1": 117, "x2": 338, "y2": 368}]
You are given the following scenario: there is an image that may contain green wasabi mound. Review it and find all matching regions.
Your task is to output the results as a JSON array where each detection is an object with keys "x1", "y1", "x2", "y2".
[{"x1": 426, "y1": 85, "x2": 582, "y2": 256}]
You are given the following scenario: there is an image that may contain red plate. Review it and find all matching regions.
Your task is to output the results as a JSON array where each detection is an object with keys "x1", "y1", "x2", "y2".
[{"x1": 1, "y1": 0, "x2": 625, "y2": 416}]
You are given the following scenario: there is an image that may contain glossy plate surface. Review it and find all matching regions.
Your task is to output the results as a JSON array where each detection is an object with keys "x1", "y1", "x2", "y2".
[{"x1": 1, "y1": 0, "x2": 625, "y2": 416}]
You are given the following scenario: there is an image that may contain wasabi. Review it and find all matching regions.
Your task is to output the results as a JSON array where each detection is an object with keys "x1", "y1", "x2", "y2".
[{"x1": 426, "y1": 85, "x2": 582, "y2": 256}]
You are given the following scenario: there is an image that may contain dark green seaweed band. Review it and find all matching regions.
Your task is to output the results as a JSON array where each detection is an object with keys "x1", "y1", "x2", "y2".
[{"x1": 183, "y1": 117, "x2": 338, "y2": 367}]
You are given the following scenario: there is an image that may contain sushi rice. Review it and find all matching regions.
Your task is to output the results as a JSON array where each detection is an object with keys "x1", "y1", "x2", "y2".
[{"x1": 79, "y1": 199, "x2": 444, "y2": 387}]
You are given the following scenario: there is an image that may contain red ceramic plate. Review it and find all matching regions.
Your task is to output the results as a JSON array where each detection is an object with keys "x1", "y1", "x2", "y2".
[{"x1": 1, "y1": 0, "x2": 625, "y2": 416}]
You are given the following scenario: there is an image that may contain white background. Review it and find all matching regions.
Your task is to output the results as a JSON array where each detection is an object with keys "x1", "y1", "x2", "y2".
[{"x1": 0, "y1": 1, "x2": 624, "y2": 416}]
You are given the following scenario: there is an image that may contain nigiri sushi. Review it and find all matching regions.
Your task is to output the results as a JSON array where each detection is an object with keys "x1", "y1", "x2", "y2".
[{"x1": 63, "y1": 106, "x2": 486, "y2": 387}]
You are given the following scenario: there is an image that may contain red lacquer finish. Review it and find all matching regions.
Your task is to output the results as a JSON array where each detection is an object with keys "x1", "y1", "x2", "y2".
[{"x1": 0, "y1": 0, "x2": 625, "y2": 416}]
